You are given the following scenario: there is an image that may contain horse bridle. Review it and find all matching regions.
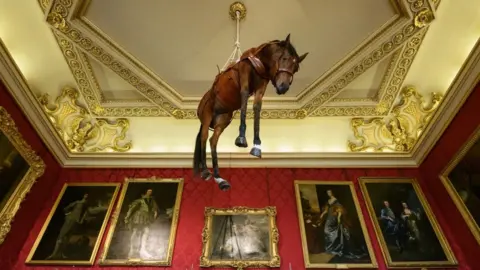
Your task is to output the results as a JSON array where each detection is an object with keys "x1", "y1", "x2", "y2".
[
  {"x1": 271, "y1": 49, "x2": 298, "y2": 87},
  {"x1": 246, "y1": 41, "x2": 298, "y2": 87}
]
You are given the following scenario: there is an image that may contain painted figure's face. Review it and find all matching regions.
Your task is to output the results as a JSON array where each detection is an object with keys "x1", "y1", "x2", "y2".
[
  {"x1": 383, "y1": 201, "x2": 390, "y2": 207},
  {"x1": 326, "y1": 190, "x2": 333, "y2": 197},
  {"x1": 146, "y1": 189, "x2": 153, "y2": 196},
  {"x1": 83, "y1": 194, "x2": 89, "y2": 200},
  {"x1": 402, "y1": 202, "x2": 408, "y2": 208}
]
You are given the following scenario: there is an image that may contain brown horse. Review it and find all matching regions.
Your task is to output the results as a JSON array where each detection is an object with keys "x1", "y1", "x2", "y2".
[{"x1": 193, "y1": 34, "x2": 308, "y2": 191}]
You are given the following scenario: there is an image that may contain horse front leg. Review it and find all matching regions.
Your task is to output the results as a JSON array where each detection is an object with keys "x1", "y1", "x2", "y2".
[
  {"x1": 250, "y1": 92, "x2": 263, "y2": 158},
  {"x1": 235, "y1": 89, "x2": 250, "y2": 148}
]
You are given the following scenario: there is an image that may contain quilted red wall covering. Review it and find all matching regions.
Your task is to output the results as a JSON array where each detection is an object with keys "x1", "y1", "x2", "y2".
[
  {"x1": 419, "y1": 81, "x2": 480, "y2": 270},
  {"x1": 0, "y1": 79, "x2": 479, "y2": 269},
  {"x1": 0, "y1": 81, "x2": 61, "y2": 269}
]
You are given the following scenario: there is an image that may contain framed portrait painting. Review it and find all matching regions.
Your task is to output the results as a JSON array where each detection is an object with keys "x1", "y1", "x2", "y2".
[
  {"x1": 200, "y1": 206, "x2": 280, "y2": 269},
  {"x1": 294, "y1": 181, "x2": 377, "y2": 268},
  {"x1": 440, "y1": 126, "x2": 480, "y2": 245},
  {"x1": 99, "y1": 177, "x2": 183, "y2": 266},
  {"x1": 26, "y1": 183, "x2": 120, "y2": 265},
  {"x1": 359, "y1": 177, "x2": 457, "y2": 268},
  {"x1": 0, "y1": 107, "x2": 45, "y2": 245}
]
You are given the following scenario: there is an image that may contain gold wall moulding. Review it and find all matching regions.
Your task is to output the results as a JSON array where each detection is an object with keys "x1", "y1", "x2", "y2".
[
  {"x1": 348, "y1": 86, "x2": 442, "y2": 152},
  {"x1": 38, "y1": 87, "x2": 132, "y2": 153},
  {"x1": 414, "y1": 8, "x2": 434, "y2": 28},
  {"x1": 0, "y1": 107, "x2": 45, "y2": 245}
]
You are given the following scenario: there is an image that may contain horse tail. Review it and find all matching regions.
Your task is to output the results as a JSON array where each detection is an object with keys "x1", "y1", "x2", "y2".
[{"x1": 193, "y1": 124, "x2": 203, "y2": 176}]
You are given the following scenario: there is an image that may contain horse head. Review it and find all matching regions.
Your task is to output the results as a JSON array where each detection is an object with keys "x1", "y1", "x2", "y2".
[{"x1": 267, "y1": 34, "x2": 308, "y2": 95}]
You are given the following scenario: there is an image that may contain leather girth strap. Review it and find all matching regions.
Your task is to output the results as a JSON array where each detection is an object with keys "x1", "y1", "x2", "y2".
[{"x1": 221, "y1": 42, "x2": 273, "y2": 81}]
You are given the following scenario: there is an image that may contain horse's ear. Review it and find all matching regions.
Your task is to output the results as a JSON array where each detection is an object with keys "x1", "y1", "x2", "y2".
[
  {"x1": 285, "y1": 33, "x2": 291, "y2": 43},
  {"x1": 298, "y1": 52, "x2": 309, "y2": 63}
]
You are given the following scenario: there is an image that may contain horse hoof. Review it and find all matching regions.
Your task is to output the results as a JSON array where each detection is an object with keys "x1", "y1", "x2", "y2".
[
  {"x1": 249, "y1": 147, "x2": 262, "y2": 158},
  {"x1": 218, "y1": 181, "x2": 231, "y2": 191},
  {"x1": 235, "y1": 136, "x2": 248, "y2": 148},
  {"x1": 201, "y1": 170, "x2": 212, "y2": 181}
]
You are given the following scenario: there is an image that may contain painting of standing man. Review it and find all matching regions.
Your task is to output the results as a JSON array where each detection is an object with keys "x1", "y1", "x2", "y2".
[{"x1": 99, "y1": 177, "x2": 183, "y2": 266}]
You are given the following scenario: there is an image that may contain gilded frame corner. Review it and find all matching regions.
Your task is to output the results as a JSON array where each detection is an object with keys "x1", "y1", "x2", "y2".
[
  {"x1": 358, "y1": 177, "x2": 457, "y2": 268},
  {"x1": 200, "y1": 206, "x2": 280, "y2": 270},
  {"x1": 293, "y1": 180, "x2": 378, "y2": 269},
  {"x1": 98, "y1": 177, "x2": 184, "y2": 266},
  {"x1": 0, "y1": 106, "x2": 46, "y2": 245},
  {"x1": 25, "y1": 182, "x2": 120, "y2": 265},
  {"x1": 439, "y1": 126, "x2": 480, "y2": 246}
]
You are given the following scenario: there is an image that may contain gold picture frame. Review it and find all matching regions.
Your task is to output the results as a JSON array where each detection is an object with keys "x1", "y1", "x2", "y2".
[
  {"x1": 99, "y1": 177, "x2": 183, "y2": 266},
  {"x1": 200, "y1": 206, "x2": 280, "y2": 270},
  {"x1": 25, "y1": 182, "x2": 120, "y2": 265},
  {"x1": 0, "y1": 106, "x2": 45, "y2": 245},
  {"x1": 359, "y1": 177, "x2": 457, "y2": 268},
  {"x1": 440, "y1": 126, "x2": 480, "y2": 246},
  {"x1": 294, "y1": 180, "x2": 377, "y2": 268}
]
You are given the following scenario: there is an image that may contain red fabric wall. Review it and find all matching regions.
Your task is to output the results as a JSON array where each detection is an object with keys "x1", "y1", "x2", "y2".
[
  {"x1": 419, "y1": 81, "x2": 480, "y2": 270},
  {"x1": 16, "y1": 168, "x2": 424, "y2": 270},
  {"x1": 0, "y1": 81, "x2": 61, "y2": 269}
]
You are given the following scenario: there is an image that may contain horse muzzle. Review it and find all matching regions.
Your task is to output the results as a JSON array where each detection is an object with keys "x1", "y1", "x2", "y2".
[{"x1": 275, "y1": 83, "x2": 289, "y2": 95}]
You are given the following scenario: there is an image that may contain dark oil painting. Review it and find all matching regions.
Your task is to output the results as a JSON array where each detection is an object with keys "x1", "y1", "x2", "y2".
[
  {"x1": 101, "y1": 180, "x2": 182, "y2": 265},
  {"x1": 362, "y1": 181, "x2": 450, "y2": 263},
  {"x1": 296, "y1": 182, "x2": 374, "y2": 267},
  {"x1": 26, "y1": 184, "x2": 119, "y2": 265},
  {"x1": 447, "y1": 136, "x2": 480, "y2": 231},
  {"x1": 0, "y1": 130, "x2": 29, "y2": 211},
  {"x1": 210, "y1": 214, "x2": 271, "y2": 261}
]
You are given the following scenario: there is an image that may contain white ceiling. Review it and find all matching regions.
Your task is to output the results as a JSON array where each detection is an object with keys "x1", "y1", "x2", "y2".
[
  {"x1": 84, "y1": 0, "x2": 396, "y2": 98},
  {"x1": 0, "y1": 0, "x2": 479, "y2": 163}
]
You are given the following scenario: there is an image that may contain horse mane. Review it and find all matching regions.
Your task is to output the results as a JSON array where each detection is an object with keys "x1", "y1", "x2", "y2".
[{"x1": 269, "y1": 39, "x2": 299, "y2": 58}]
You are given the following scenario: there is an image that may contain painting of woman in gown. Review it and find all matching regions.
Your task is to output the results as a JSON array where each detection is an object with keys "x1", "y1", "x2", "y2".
[{"x1": 295, "y1": 181, "x2": 376, "y2": 268}]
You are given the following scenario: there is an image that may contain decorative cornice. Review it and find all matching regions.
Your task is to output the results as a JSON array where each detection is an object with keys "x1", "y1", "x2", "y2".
[
  {"x1": 413, "y1": 39, "x2": 480, "y2": 164},
  {"x1": 38, "y1": 86, "x2": 132, "y2": 153},
  {"x1": 2, "y1": 0, "x2": 474, "y2": 169},
  {"x1": 39, "y1": 0, "x2": 436, "y2": 119},
  {"x1": 348, "y1": 86, "x2": 442, "y2": 152}
]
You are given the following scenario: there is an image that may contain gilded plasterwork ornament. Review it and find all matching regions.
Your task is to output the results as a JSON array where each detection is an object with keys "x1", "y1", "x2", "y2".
[
  {"x1": 38, "y1": 87, "x2": 132, "y2": 153},
  {"x1": 414, "y1": 8, "x2": 434, "y2": 28},
  {"x1": 348, "y1": 86, "x2": 442, "y2": 152}
]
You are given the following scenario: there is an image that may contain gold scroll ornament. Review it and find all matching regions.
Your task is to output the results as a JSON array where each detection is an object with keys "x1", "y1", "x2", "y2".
[
  {"x1": 38, "y1": 87, "x2": 132, "y2": 153},
  {"x1": 348, "y1": 86, "x2": 442, "y2": 152}
]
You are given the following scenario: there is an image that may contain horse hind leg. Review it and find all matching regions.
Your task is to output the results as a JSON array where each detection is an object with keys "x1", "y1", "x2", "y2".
[
  {"x1": 210, "y1": 113, "x2": 232, "y2": 191},
  {"x1": 198, "y1": 114, "x2": 213, "y2": 181}
]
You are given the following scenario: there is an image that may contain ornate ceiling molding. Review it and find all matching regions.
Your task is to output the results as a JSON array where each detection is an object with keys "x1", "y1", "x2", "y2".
[
  {"x1": 312, "y1": 29, "x2": 427, "y2": 117},
  {"x1": 38, "y1": 0, "x2": 437, "y2": 119},
  {"x1": 53, "y1": 33, "x2": 169, "y2": 118},
  {"x1": 2, "y1": 32, "x2": 479, "y2": 169},
  {"x1": 38, "y1": 86, "x2": 132, "y2": 153},
  {"x1": 348, "y1": 86, "x2": 442, "y2": 152}
]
